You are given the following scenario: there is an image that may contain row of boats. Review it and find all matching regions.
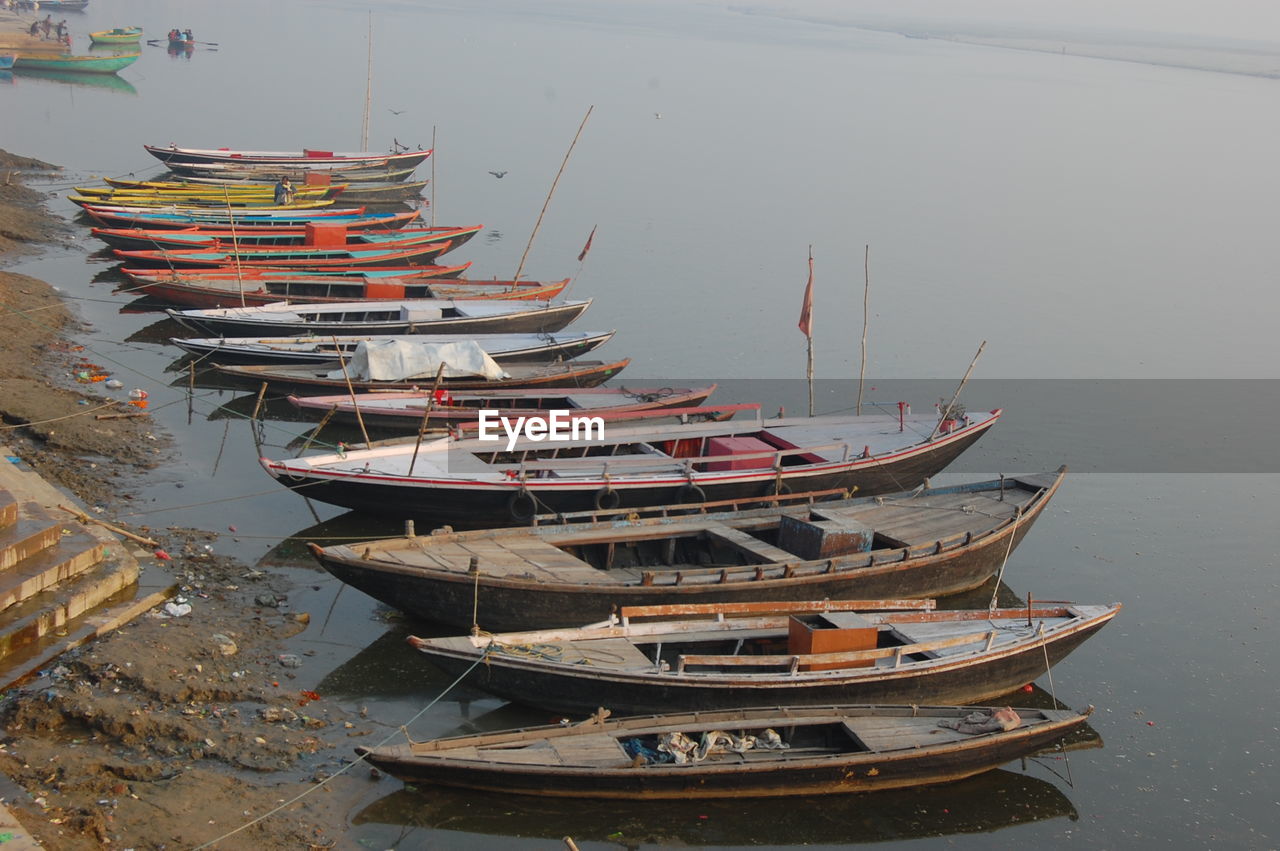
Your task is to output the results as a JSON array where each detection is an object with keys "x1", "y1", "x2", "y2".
[{"x1": 82, "y1": 144, "x2": 1116, "y2": 801}]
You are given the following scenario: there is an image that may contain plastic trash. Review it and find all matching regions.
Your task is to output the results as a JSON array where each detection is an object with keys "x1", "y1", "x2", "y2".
[{"x1": 105, "y1": 379, "x2": 124, "y2": 389}]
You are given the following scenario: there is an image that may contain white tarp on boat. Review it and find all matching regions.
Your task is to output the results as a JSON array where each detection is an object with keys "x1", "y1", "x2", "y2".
[{"x1": 327, "y1": 339, "x2": 508, "y2": 381}]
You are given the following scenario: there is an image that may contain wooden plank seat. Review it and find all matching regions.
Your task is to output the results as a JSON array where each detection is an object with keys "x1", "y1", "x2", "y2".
[
  {"x1": 841, "y1": 715, "x2": 971, "y2": 751},
  {"x1": 702, "y1": 525, "x2": 797, "y2": 564},
  {"x1": 549, "y1": 732, "x2": 630, "y2": 766}
]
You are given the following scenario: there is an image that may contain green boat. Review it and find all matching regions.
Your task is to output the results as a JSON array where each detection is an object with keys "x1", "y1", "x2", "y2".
[
  {"x1": 14, "y1": 52, "x2": 140, "y2": 75},
  {"x1": 89, "y1": 27, "x2": 143, "y2": 45}
]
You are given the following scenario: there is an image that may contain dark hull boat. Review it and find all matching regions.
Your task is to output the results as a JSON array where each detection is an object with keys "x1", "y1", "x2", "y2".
[
  {"x1": 259, "y1": 408, "x2": 1001, "y2": 527},
  {"x1": 309, "y1": 469, "x2": 1064, "y2": 630},
  {"x1": 113, "y1": 240, "x2": 455, "y2": 268},
  {"x1": 144, "y1": 144, "x2": 431, "y2": 170},
  {"x1": 217, "y1": 357, "x2": 631, "y2": 393},
  {"x1": 91, "y1": 223, "x2": 476, "y2": 252},
  {"x1": 84, "y1": 207, "x2": 408, "y2": 230},
  {"x1": 165, "y1": 297, "x2": 591, "y2": 337},
  {"x1": 286, "y1": 385, "x2": 717, "y2": 429},
  {"x1": 171, "y1": 330, "x2": 614, "y2": 365},
  {"x1": 119, "y1": 273, "x2": 566, "y2": 308},
  {"x1": 357, "y1": 703, "x2": 1092, "y2": 799},
  {"x1": 407, "y1": 599, "x2": 1121, "y2": 715}
]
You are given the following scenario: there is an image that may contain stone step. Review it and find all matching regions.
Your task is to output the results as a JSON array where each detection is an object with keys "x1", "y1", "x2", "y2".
[
  {"x1": 0, "y1": 502, "x2": 62, "y2": 572},
  {"x1": 0, "y1": 552, "x2": 142, "y2": 672},
  {"x1": 0, "y1": 525, "x2": 105, "y2": 614},
  {"x1": 0, "y1": 489, "x2": 17, "y2": 531}
]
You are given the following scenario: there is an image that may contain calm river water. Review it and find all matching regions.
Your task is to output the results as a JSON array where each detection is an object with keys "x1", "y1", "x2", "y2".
[{"x1": 3, "y1": 1, "x2": 1278, "y2": 847}]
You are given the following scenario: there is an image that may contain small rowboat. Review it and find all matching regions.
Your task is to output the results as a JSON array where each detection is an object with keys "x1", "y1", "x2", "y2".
[
  {"x1": 113, "y1": 240, "x2": 456, "y2": 268},
  {"x1": 88, "y1": 27, "x2": 143, "y2": 45},
  {"x1": 356, "y1": 703, "x2": 1094, "y2": 799},
  {"x1": 0, "y1": 56, "x2": 16, "y2": 71},
  {"x1": 144, "y1": 145, "x2": 431, "y2": 170},
  {"x1": 90, "y1": 223, "x2": 479, "y2": 252},
  {"x1": 70, "y1": 194, "x2": 335, "y2": 210},
  {"x1": 405, "y1": 598, "x2": 1120, "y2": 715},
  {"x1": 14, "y1": 53, "x2": 140, "y2": 75},
  {"x1": 83, "y1": 207, "x2": 392, "y2": 230},
  {"x1": 217, "y1": 357, "x2": 631, "y2": 394},
  {"x1": 309, "y1": 469, "x2": 1065, "y2": 630},
  {"x1": 165, "y1": 297, "x2": 591, "y2": 337},
  {"x1": 287, "y1": 385, "x2": 718, "y2": 430},
  {"x1": 261, "y1": 408, "x2": 1002, "y2": 527},
  {"x1": 172, "y1": 330, "x2": 615, "y2": 366},
  {"x1": 120, "y1": 272, "x2": 566, "y2": 308}
]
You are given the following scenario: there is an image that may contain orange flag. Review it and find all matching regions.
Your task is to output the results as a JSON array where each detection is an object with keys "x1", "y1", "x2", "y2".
[
  {"x1": 797, "y1": 253, "x2": 814, "y2": 338},
  {"x1": 577, "y1": 225, "x2": 597, "y2": 262}
]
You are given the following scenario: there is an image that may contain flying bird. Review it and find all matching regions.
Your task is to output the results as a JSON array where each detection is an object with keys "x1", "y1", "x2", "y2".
[
  {"x1": 387, "y1": 108, "x2": 406, "y2": 115},
  {"x1": 654, "y1": 112, "x2": 662, "y2": 119},
  {"x1": 489, "y1": 170, "x2": 507, "y2": 178}
]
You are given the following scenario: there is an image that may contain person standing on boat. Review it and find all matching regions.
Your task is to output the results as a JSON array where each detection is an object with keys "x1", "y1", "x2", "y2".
[{"x1": 274, "y1": 177, "x2": 295, "y2": 206}]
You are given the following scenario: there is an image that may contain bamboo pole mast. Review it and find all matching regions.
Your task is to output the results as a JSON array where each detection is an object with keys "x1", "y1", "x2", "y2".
[
  {"x1": 805, "y1": 246, "x2": 815, "y2": 416},
  {"x1": 429, "y1": 125, "x2": 437, "y2": 227},
  {"x1": 360, "y1": 12, "x2": 373, "y2": 150},
  {"x1": 929, "y1": 340, "x2": 986, "y2": 440},
  {"x1": 512, "y1": 105, "x2": 593, "y2": 283},
  {"x1": 856, "y1": 244, "x2": 869, "y2": 415}
]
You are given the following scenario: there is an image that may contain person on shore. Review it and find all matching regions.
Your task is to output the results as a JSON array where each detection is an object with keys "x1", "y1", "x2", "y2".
[
  {"x1": 54, "y1": 19, "x2": 66, "y2": 40},
  {"x1": 40, "y1": 14, "x2": 51, "y2": 38},
  {"x1": 28, "y1": 20, "x2": 40, "y2": 37},
  {"x1": 274, "y1": 176, "x2": 295, "y2": 206}
]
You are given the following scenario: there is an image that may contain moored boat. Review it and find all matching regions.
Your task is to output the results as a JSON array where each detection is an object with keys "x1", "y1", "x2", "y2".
[
  {"x1": 309, "y1": 468, "x2": 1064, "y2": 630},
  {"x1": 286, "y1": 384, "x2": 718, "y2": 430},
  {"x1": 165, "y1": 297, "x2": 590, "y2": 337},
  {"x1": 356, "y1": 702, "x2": 1093, "y2": 799},
  {"x1": 171, "y1": 329, "x2": 614, "y2": 365},
  {"x1": 113, "y1": 240, "x2": 456, "y2": 268},
  {"x1": 406, "y1": 598, "x2": 1121, "y2": 714},
  {"x1": 216, "y1": 357, "x2": 631, "y2": 394},
  {"x1": 88, "y1": 27, "x2": 143, "y2": 45},
  {"x1": 144, "y1": 144, "x2": 431, "y2": 170},
  {"x1": 84, "y1": 207, "x2": 402, "y2": 230},
  {"x1": 91, "y1": 223, "x2": 478, "y2": 252},
  {"x1": 121, "y1": 272, "x2": 565, "y2": 308},
  {"x1": 14, "y1": 52, "x2": 139, "y2": 74},
  {"x1": 259, "y1": 407, "x2": 1002, "y2": 526}
]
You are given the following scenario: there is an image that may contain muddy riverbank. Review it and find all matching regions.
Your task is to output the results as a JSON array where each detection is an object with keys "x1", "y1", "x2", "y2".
[{"x1": 0, "y1": 150, "x2": 373, "y2": 850}]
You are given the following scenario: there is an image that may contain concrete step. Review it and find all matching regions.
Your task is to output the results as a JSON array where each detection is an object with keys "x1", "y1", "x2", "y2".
[
  {"x1": 0, "y1": 525, "x2": 104, "y2": 614},
  {"x1": 0, "y1": 551, "x2": 140, "y2": 670},
  {"x1": 0, "y1": 502, "x2": 62, "y2": 572},
  {"x1": 0, "y1": 489, "x2": 17, "y2": 531}
]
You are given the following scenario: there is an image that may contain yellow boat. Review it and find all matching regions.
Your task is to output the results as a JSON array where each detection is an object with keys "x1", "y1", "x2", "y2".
[
  {"x1": 68, "y1": 195, "x2": 336, "y2": 210},
  {"x1": 102, "y1": 177, "x2": 349, "y2": 196},
  {"x1": 75, "y1": 184, "x2": 341, "y2": 201}
]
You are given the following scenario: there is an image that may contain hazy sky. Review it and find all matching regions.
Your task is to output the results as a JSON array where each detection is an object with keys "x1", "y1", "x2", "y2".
[{"x1": 735, "y1": 0, "x2": 1280, "y2": 44}]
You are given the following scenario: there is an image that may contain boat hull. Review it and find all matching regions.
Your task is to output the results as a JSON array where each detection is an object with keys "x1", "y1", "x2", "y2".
[
  {"x1": 264, "y1": 417, "x2": 996, "y2": 528},
  {"x1": 414, "y1": 614, "x2": 1114, "y2": 716},
  {"x1": 14, "y1": 52, "x2": 140, "y2": 74},
  {"x1": 358, "y1": 706, "x2": 1088, "y2": 799},
  {"x1": 312, "y1": 472, "x2": 1060, "y2": 629},
  {"x1": 124, "y1": 276, "x2": 564, "y2": 308}
]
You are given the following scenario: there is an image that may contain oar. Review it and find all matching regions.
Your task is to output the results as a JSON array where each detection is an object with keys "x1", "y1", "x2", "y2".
[{"x1": 195, "y1": 41, "x2": 219, "y2": 46}]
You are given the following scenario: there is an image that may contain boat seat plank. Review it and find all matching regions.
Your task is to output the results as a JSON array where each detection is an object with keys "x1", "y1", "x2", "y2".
[
  {"x1": 703, "y1": 524, "x2": 796, "y2": 564},
  {"x1": 549, "y1": 732, "x2": 630, "y2": 767},
  {"x1": 842, "y1": 717, "x2": 969, "y2": 751},
  {"x1": 558, "y1": 638, "x2": 656, "y2": 670}
]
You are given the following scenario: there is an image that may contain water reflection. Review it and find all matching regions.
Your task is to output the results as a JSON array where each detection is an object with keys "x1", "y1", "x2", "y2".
[
  {"x1": 352, "y1": 767, "x2": 1079, "y2": 847},
  {"x1": 10, "y1": 67, "x2": 138, "y2": 95}
]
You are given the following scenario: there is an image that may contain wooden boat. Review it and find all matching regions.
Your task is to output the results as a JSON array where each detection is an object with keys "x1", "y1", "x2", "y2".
[
  {"x1": 88, "y1": 27, "x2": 143, "y2": 45},
  {"x1": 287, "y1": 385, "x2": 718, "y2": 430},
  {"x1": 164, "y1": 176, "x2": 429, "y2": 201},
  {"x1": 14, "y1": 53, "x2": 139, "y2": 74},
  {"x1": 71, "y1": 193, "x2": 335, "y2": 210},
  {"x1": 75, "y1": 183, "x2": 343, "y2": 202},
  {"x1": 121, "y1": 272, "x2": 567, "y2": 308},
  {"x1": 307, "y1": 180, "x2": 427, "y2": 203},
  {"x1": 112, "y1": 240, "x2": 456, "y2": 268},
  {"x1": 0, "y1": 56, "x2": 15, "y2": 71},
  {"x1": 171, "y1": 330, "x2": 614, "y2": 365},
  {"x1": 355, "y1": 702, "x2": 1092, "y2": 799},
  {"x1": 309, "y1": 469, "x2": 1063, "y2": 630},
  {"x1": 259, "y1": 407, "x2": 1002, "y2": 526},
  {"x1": 218, "y1": 357, "x2": 631, "y2": 394},
  {"x1": 144, "y1": 144, "x2": 431, "y2": 170},
  {"x1": 16, "y1": 0, "x2": 88, "y2": 10},
  {"x1": 406, "y1": 598, "x2": 1121, "y2": 715},
  {"x1": 166, "y1": 297, "x2": 590, "y2": 336},
  {"x1": 163, "y1": 162, "x2": 421, "y2": 183},
  {"x1": 91, "y1": 223, "x2": 478, "y2": 252},
  {"x1": 85, "y1": 207, "x2": 405, "y2": 230}
]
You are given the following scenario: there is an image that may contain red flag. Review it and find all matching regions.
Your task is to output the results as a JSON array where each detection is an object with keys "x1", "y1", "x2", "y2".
[
  {"x1": 577, "y1": 225, "x2": 597, "y2": 262},
  {"x1": 797, "y1": 253, "x2": 814, "y2": 338}
]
